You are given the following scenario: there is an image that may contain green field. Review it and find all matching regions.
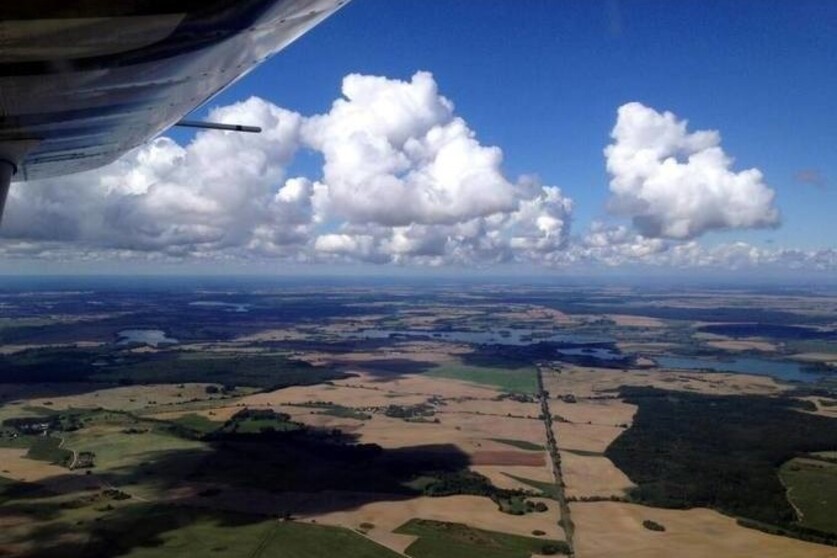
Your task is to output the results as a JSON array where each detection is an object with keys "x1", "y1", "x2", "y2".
[
  {"x1": 94, "y1": 352, "x2": 346, "y2": 390},
  {"x1": 316, "y1": 404, "x2": 372, "y2": 421},
  {"x1": 426, "y1": 363, "x2": 538, "y2": 394},
  {"x1": 223, "y1": 416, "x2": 299, "y2": 434},
  {"x1": 257, "y1": 521, "x2": 402, "y2": 558},
  {"x1": 395, "y1": 518, "x2": 568, "y2": 558},
  {"x1": 0, "y1": 426, "x2": 36, "y2": 448},
  {"x1": 170, "y1": 413, "x2": 222, "y2": 434},
  {"x1": 0, "y1": 346, "x2": 348, "y2": 391},
  {"x1": 502, "y1": 473, "x2": 560, "y2": 499},
  {"x1": 26, "y1": 435, "x2": 72, "y2": 466},
  {"x1": 65, "y1": 427, "x2": 206, "y2": 470},
  {"x1": 217, "y1": 409, "x2": 301, "y2": 435},
  {"x1": 62, "y1": 424, "x2": 208, "y2": 498},
  {"x1": 780, "y1": 456, "x2": 837, "y2": 534},
  {"x1": 562, "y1": 448, "x2": 604, "y2": 457},
  {"x1": 99, "y1": 506, "x2": 402, "y2": 558},
  {"x1": 287, "y1": 401, "x2": 371, "y2": 421},
  {"x1": 490, "y1": 438, "x2": 544, "y2": 451},
  {"x1": 1, "y1": 501, "x2": 403, "y2": 558}
]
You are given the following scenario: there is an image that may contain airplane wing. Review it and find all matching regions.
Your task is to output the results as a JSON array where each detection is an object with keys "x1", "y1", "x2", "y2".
[{"x1": 0, "y1": 0, "x2": 349, "y2": 219}]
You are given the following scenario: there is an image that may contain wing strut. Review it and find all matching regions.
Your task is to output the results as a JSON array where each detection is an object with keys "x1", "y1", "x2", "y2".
[
  {"x1": 0, "y1": 140, "x2": 40, "y2": 225},
  {"x1": 174, "y1": 120, "x2": 262, "y2": 133},
  {"x1": 0, "y1": 160, "x2": 13, "y2": 225}
]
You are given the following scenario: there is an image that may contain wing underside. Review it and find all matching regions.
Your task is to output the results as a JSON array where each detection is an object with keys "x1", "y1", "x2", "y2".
[{"x1": 0, "y1": 0, "x2": 348, "y2": 182}]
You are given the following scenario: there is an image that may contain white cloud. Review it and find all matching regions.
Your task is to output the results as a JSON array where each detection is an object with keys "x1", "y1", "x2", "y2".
[
  {"x1": 2, "y1": 72, "x2": 574, "y2": 267},
  {"x1": 303, "y1": 72, "x2": 523, "y2": 226},
  {"x1": 3, "y1": 77, "x2": 828, "y2": 273},
  {"x1": 561, "y1": 221, "x2": 835, "y2": 272},
  {"x1": 573, "y1": 221, "x2": 668, "y2": 266},
  {"x1": 4, "y1": 97, "x2": 307, "y2": 255},
  {"x1": 604, "y1": 102, "x2": 780, "y2": 239}
]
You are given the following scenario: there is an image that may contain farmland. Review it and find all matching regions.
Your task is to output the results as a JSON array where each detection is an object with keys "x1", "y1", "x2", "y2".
[{"x1": 1, "y1": 278, "x2": 836, "y2": 556}]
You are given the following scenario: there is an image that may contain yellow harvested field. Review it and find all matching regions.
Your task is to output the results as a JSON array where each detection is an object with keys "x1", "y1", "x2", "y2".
[
  {"x1": 342, "y1": 371, "x2": 501, "y2": 399},
  {"x1": 0, "y1": 448, "x2": 70, "y2": 483},
  {"x1": 607, "y1": 314, "x2": 666, "y2": 327},
  {"x1": 543, "y1": 366, "x2": 785, "y2": 397},
  {"x1": 555, "y1": 423, "x2": 625, "y2": 454},
  {"x1": 470, "y1": 464, "x2": 554, "y2": 490},
  {"x1": 350, "y1": 414, "x2": 466, "y2": 449},
  {"x1": 436, "y1": 412, "x2": 546, "y2": 445},
  {"x1": 791, "y1": 352, "x2": 837, "y2": 363},
  {"x1": 31, "y1": 383, "x2": 222, "y2": 412},
  {"x1": 560, "y1": 452, "x2": 634, "y2": 498},
  {"x1": 239, "y1": 383, "x2": 428, "y2": 408},
  {"x1": 707, "y1": 339, "x2": 778, "y2": 352},
  {"x1": 348, "y1": 413, "x2": 493, "y2": 452},
  {"x1": 0, "y1": 448, "x2": 102, "y2": 495},
  {"x1": 799, "y1": 397, "x2": 837, "y2": 419},
  {"x1": 551, "y1": 399, "x2": 636, "y2": 427},
  {"x1": 441, "y1": 397, "x2": 539, "y2": 417},
  {"x1": 310, "y1": 494, "x2": 564, "y2": 551},
  {"x1": 572, "y1": 502, "x2": 837, "y2": 558}
]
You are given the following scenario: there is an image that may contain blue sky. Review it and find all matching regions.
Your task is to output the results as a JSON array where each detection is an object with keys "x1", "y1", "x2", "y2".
[
  {"x1": 4, "y1": 1, "x2": 836, "y2": 275},
  {"x1": 196, "y1": 0, "x2": 837, "y2": 251}
]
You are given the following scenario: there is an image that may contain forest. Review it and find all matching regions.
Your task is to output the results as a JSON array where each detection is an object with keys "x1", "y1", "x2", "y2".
[{"x1": 606, "y1": 386, "x2": 837, "y2": 544}]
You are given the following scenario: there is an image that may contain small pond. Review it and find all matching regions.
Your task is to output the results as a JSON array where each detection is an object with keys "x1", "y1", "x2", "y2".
[
  {"x1": 188, "y1": 301, "x2": 250, "y2": 313},
  {"x1": 117, "y1": 329, "x2": 178, "y2": 347}
]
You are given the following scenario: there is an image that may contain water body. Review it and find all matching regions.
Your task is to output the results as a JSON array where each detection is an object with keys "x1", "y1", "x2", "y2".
[
  {"x1": 189, "y1": 301, "x2": 250, "y2": 313},
  {"x1": 656, "y1": 355, "x2": 822, "y2": 383},
  {"x1": 348, "y1": 328, "x2": 610, "y2": 346},
  {"x1": 557, "y1": 347, "x2": 624, "y2": 361},
  {"x1": 698, "y1": 323, "x2": 836, "y2": 340},
  {"x1": 117, "y1": 329, "x2": 178, "y2": 347}
]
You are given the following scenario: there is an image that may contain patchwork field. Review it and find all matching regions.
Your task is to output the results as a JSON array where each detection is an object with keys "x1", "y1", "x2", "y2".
[
  {"x1": 571, "y1": 502, "x2": 837, "y2": 558},
  {"x1": 542, "y1": 365, "x2": 787, "y2": 398},
  {"x1": 2, "y1": 283, "x2": 837, "y2": 557}
]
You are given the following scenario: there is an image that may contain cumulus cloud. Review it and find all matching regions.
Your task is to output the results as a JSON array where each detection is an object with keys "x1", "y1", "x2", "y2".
[
  {"x1": 5, "y1": 78, "x2": 824, "y2": 272},
  {"x1": 573, "y1": 221, "x2": 667, "y2": 266},
  {"x1": 304, "y1": 72, "x2": 523, "y2": 226},
  {"x1": 604, "y1": 102, "x2": 780, "y2": 239},
  {"x1": 4, "y1": 97, "x2": 309, "y2": 255},
  {"x1": 559, "y1": 221, "x2": 834, "y2": 272},
  {"x1": 312, "y1": 180, "x2": 573, "y2": 266},
  {"x1": 2, "y1": 72, "x2": 573, "y2": 267}
]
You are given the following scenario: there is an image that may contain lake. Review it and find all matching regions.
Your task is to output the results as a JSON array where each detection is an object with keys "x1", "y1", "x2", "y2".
[
  {"x1": 117, "y1": 329, "x2": 178, "y2": 347},
  {"x1": 188, "y1": 301, "x2": 250, "y2": 313},
  {"x1": 557, "y1": 347, "x2": 624, "y2": 361},
  {"x1": 347, "y1": 328, "x2": 610, "y2": 346},
  {"x1": 656, "y1": 355, "x2": 823, "y2": 383}
]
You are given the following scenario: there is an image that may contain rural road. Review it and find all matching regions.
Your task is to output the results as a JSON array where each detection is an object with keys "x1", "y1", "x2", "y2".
[{"x1": 537, "y1": 366, "x2": 576, "y2": 557}]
